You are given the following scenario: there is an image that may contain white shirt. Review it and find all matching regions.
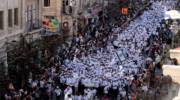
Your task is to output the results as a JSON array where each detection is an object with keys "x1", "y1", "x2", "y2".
[{"x1": 55, "y1": 88, "x2": 61, "y2": 96}]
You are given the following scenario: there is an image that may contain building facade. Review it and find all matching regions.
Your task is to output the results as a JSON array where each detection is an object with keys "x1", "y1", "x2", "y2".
[
  {"x1": 22, "y1": 0, "x2": 42, "y2": 41},
  {"x1": 42, "y1": 0, "x2": 62, "y2": 34},
  {"x1": 0, "y1": 0, "x2": 42, "y2": 75},
  {"x1": 0, "y1": 0, "x2": 105, "y2": 74},
  {"x1": 59, "y1": 0, "x2": 98, "y2": 36},
  {"x1": 0, "y1": 0, "x2": 22, "y2": 74},
  {"x1": 41, "y1": 0, "x2": 104, "y2": 36}
]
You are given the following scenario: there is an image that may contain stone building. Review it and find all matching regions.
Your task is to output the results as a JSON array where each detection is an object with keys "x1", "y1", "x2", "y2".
[
  {"x1": 41, "y1": 0, "x2": 104, "y2": 36},
  {"x1": 42, "y1": 0, "x2": 61, "y2": 20},
  {"x1": 42, "y1": 0, "x2": 62, "y2": 35},
  {"x1": 0, "y1": 0, "x2": 105, "y2": 74},
  {"x1": 62, "y1": 0, "x2": 104, "y2": 36},
  {"x1": 0, "y1": 0, "x2": 22, "y2": 75},
  {"x1": 22, "y1": 0, "x2": 42, "y2": 41},
  {"x1": 0, "y1": 0, "x2": 42, "y2": 75}
]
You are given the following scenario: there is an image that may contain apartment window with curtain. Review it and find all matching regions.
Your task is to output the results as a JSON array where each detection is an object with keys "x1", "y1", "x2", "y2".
[
  {"x1": 14, "y1": 8, "x2": 18, "y2": 25},
  {"x1": 44, "y1": 0, "x2": 50, "y2": 7},
  {"x1": 8, "y1": 9, "x2": 13, "y2": 27},
  {"x1": 0, "y1": 11, "x2": 3, "y2": 30}
]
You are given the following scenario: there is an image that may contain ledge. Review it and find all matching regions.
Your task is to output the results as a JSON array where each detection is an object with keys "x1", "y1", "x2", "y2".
[{"x1": 163, "y1": 65, "x2": 180, "y2": 84}]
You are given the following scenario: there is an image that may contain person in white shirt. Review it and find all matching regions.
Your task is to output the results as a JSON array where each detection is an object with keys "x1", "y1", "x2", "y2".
[
  {"x1": 65, "y1": 94, "x2": 73, "y2": 100},
  {"x1": 64, "y1": 86, "x2": 73, "y2": 100}
]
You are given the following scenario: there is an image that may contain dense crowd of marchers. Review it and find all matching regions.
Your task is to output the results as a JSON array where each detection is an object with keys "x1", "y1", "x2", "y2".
[{"x1": 1, "y1": 0, "x2": 179, "y2": 100}]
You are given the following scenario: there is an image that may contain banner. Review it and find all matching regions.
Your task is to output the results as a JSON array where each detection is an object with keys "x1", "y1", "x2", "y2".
[{"x1": 43, "y1": 17, "x2": 60, "y2": 33}]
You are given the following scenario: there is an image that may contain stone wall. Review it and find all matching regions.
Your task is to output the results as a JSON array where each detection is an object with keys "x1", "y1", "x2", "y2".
[
  {"x1": 0, "y1": 0, "x2": 22, "y2": 38},
  {"x1": 42, "y1": 0, "x2": 60, "y2": 17},
  {"x1": 0, "y1": 0, "x2": 23, "y2": 69}
]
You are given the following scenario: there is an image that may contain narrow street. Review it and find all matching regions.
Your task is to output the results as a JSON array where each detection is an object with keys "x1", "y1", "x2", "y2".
[{"x1": 0, "y1": 0, "x2": 179, "y2": 100}]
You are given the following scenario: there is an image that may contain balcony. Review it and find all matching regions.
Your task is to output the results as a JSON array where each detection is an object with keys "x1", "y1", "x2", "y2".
[{"x1": 27, "y1": 19, "x2": 42, "y2": 33}]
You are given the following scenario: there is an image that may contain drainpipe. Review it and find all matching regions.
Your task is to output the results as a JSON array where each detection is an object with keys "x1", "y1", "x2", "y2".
[
  {"x1": 5, "y1": 0, "x2": 9, "y2": 76},
  {"x1": 20, "y1": 0, "x2": 23, "y2": 29}
]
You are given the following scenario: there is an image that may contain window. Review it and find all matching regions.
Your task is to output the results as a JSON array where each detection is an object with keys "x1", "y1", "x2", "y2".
[
  {"x1": 62, "y1": 0, "x2": 66, "y2": 13},
  {"x1": 44, "y1": 0, "x2": 50, "y2": 7},
  {"x1": 8, "y1": 9, "x2": 13, "y2": 27},
  {"x1": 66, "y1": 0, "x2": 69, "y2": 5},
  {"x1": 0, "y1": 11, "x2": 3, "y2": 29},
  {"x1": 14, "y1": 8, "x2": 18, "y2": 25}
]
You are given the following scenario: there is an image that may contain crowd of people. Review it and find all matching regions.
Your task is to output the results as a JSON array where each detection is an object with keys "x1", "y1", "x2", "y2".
[
  {"x1": 60, "y1": 1, "x2": 174, "y2": 99},
  {"x1": 1, "y1": 0, "x2": 178, "y2": 100}
]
